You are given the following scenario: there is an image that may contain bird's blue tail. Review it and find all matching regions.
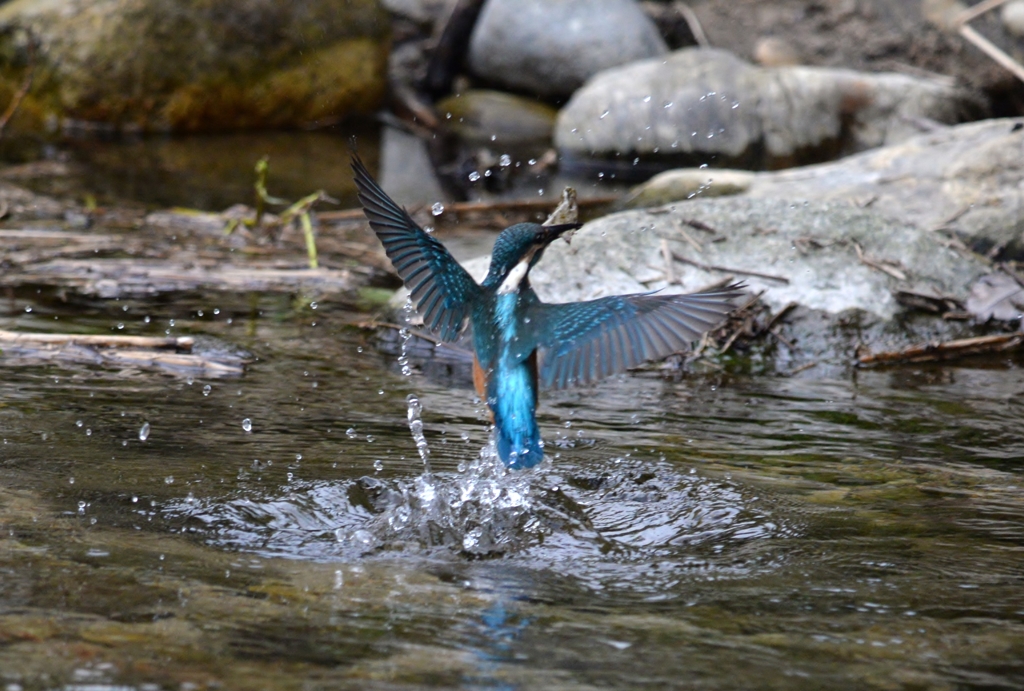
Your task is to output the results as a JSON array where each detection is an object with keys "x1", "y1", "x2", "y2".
[
  {"x1": 490, "y1": 364, "x2": 544, "y2": 469},
  {"x1": 495, "y1": 418, "x2": 544, "y2": 469}
]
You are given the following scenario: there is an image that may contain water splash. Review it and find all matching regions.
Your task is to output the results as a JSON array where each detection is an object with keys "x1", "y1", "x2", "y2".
[
  {"x1": 351, "y1": 393, "x2": 537, "y2": 556},
  {"x1": 396, "y1": 299, "x2": 415, "y2": 377},
  {"x1": 406, "y1": 393, "x2": 431, "y2": 472}
]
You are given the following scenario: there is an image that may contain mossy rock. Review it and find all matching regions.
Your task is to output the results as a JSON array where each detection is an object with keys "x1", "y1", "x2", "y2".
[{"x1": 0, "y1": 0, "x2": 390, "y2": 134}]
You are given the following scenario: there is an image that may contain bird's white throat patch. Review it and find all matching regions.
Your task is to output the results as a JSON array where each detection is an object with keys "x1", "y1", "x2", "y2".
[{"x1": 497, "y1": 248, "x2": 538, "y2": 295}]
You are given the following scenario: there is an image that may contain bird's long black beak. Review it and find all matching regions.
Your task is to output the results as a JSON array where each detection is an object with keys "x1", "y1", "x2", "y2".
[{"x1": 541, "y1": 222, "x2": 582, "y2": 245}]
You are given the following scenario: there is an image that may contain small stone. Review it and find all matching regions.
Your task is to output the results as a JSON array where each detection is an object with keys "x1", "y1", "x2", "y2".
[
  {"x1": 1001, "y1": 0, "x2": 1024, "y2": 37},
  {"x1": 753, "y1": 36, "x2": 800, "y2": 67}
]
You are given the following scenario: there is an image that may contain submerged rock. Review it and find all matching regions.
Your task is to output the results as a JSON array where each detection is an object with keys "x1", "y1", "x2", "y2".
[
  {"x1": 435, "y1": 90, "x2": 559, "y2": 145},
  {"x1": 619, "y1": 168, "x2": 755, "y2": 209},
  {"x1": 0, "y1": 0, "x2": 389, "y2": 134},
  {"x1": 556, "y1": 48, "x2": 982, "y2": 171},
  {"x1": 467, "y1": 0, "x2": 666, "y2": 100}
]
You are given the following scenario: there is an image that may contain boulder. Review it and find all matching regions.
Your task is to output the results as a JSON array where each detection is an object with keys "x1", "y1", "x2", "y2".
[
  {"x1": 467, "y1": 0, "x2": 666, "y2": 101},
  {"x1": 555, "y1": 48, "x2": 982, "y2": 171},
  {"x1": 456, "y1": 197, "x2": 991, "y2": 374},
  {"x1": 740, "y1": 118, "x2": 1024, "y2": 261},
  {"x1": 0, "y1": 0, "x2": 389, "y2": 134}
]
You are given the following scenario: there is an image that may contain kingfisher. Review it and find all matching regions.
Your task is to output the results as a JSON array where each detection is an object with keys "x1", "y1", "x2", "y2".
[{"x1": 352, "y1": 154, "x2": 743, "y2": 470}]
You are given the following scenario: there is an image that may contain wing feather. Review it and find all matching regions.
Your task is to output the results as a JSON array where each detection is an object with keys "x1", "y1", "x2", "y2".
[
  {"x1": 530, "y1": 284, "x2": 745, "y2": 390},
  {"x1": 352, "y1": 154, "x2": 480, "y2": 342}
]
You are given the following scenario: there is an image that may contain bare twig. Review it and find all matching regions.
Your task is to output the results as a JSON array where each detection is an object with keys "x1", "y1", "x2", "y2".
[
  {"x1": 672, "y1": 252, "x2": 790, "y2": 284},
  {"x1": 721, "y1": 315, "x2": 753, "y2": 354},
  {"x1": 763, "y1": 302, "x2": 798, "y2": 333},
  {"x1": 660, "y1": 239, "x2": 676, "y2": 285},
  {"x1": 674, "y1": 1, "x2": 710, "y2": 47},
  {"x1": 954, "y1": 0, "x2": 1013, "y2": 26},
  {"x1": 680, "y1": 218, "x2": 718, "y2": 234},
  {"x1": 853, "y1": 242, "x2": 907, "y2": 281},
  {"x1": 670, "y1": 218, "x2": 704, "y2": 253},
  {"x1": 782, "y1": 361, "x2": 818, "y2": 376},
  {"x1": 960, "y1": 22, "x2": 1024, "y2": 84},
  {"x1": 0, "y1": 34, "x2": 35, "y2": 139}
]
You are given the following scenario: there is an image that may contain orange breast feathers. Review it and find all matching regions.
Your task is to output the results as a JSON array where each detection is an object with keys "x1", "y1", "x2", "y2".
[{"x1": 472, "y1": 356, "x2": 494, "y2": 421}]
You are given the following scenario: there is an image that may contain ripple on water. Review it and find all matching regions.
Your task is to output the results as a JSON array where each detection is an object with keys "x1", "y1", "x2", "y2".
[{"x1": 166, "y1": 447, "x2": 795, "y2": 597}]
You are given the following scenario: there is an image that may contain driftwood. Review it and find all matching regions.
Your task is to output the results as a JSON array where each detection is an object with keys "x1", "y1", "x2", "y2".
[
  {"x1": 857, "y1": 333, "x2": 1024, "y2": 366},
  {"x1": 0, "y1": 331, "x2": 247, "y2": 376},
  {"x1": 0, "y1": 229, "x2": 132, "y2": 265},
  {"x1": 0, "y1": 330, "x2": 192, "y2": 351},
  {"x1": 0, "y1": 259, "x2": 357, "y2": 298}
]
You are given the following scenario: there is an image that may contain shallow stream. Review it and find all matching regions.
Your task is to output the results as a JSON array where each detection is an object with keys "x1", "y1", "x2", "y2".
[{"x1": 1, "y1": 132, "x2": 1023, "y2": 690}]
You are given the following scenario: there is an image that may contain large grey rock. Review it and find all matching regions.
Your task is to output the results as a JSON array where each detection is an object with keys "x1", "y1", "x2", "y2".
[
  {"x1": 742, "y1": 118, "x2": 1024, "y2": 260},
  {"x1": 451, "y1": 196, "x2": 991, "y2": 374},
  {"x1": 556, "y1": 48, "x2": 981, "y2": 170},
  {"x1": 470, "y1": 199, "x2": 987, "y2": 321},
  {"x1": 467, "y1": 0, "x2": 667, "y2": 100},
  {"x1": 0, "y1": 0, "x2": 389, "y2": 134}
]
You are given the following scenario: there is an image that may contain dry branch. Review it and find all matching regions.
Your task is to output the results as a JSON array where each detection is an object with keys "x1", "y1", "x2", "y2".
[{"x1": 857, "y1": 333, "x2": 1024, "y2": 365}]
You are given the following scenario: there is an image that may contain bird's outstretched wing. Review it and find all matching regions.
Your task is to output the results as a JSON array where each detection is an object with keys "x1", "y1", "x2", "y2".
[
  {"x1": 529, "y1": 284, "x2": 745, "y2": 390},
  {"x1": 351, "y1": 154, "x2": 480, "y2": 342}
]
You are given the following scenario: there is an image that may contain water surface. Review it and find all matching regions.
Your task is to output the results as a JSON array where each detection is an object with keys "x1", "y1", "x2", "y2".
[{"x1": 1, "y1": 286, "x2": 1022, "y2": 690}]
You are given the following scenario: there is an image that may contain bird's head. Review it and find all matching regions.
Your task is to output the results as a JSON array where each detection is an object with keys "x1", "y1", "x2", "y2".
[{"x1": 484, "y1": 222, "x2": 581, "y2": 294}]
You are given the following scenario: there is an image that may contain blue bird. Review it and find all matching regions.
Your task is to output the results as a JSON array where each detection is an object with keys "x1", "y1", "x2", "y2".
[{"x1": 352, "y1": 155, "x2": 743, "y2": 469}]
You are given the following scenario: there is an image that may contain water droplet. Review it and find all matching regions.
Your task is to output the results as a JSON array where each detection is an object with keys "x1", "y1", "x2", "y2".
[
  {"x1": 76, "y1": 420, "x2": 83, "y2": 427},
  {"x1": 116, "y1": 323, "x2": 124, "y2": 330},
  {"x1": 490, "y1": 134, "x2": 497, "y2": 141},
  {"x1": 373, "y1": 460, "x2": 384, "y2": 471},
  {"x1": 139, "y1": 422, "x2": 150, "y2": 441},
  {"x1": 366, "y1": 435, "x2": 376, "y2": 443},
  {"x1": 164, "y1": 476, "x2": 174, "y2": 484},
  {"x1": 346, "y1": 427, "x2": 357, "y2": 438},
  {"x1": 310, "y1": 301, "x2": 318, "y2": 310},
  {"x1": 599, "y1": 109, "x2": 610, "y2": 119},
  {"x1": 499, "y1": 153, "x2": 512, "y2": 167},
  {"x1": 202, "y1": 384, "x2": 211, "y2": 396},
  {"x1": 23, "y1": 306, "x2": 32, "y2": 313},
  {"x1": 85, "y1": 428, "x2": 92, "y2": 436},
  {"x1": 468, "y1": 171, "x2": 481, "y2": 182},
  {"x1": 643, "y1": 95, "x2": 651, "y2": 103},
  {"x1": 213, "y1": 308, "x2": 220, "y2": 315},
  {"x1": 143, "y1": 315, "x2": 151, "y2": 323},
  {"x1": 431, "y1": 202, "x2": 444, "y2": 216},
  {"x1": 242, "y1": 418, "x2": 252, "y2": 432}
]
